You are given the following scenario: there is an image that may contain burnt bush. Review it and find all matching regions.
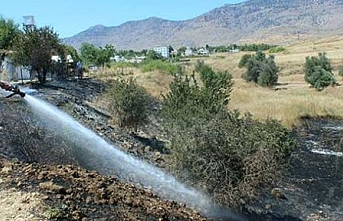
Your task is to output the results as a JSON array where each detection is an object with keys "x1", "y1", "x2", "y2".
[
  {"x1": 167, "y1": 112, "x2": 295, "y2": 209},
  {"x1": 0, "y1": 102, "x2": 76, "y2": 165},
  {"x1": 160, "y1": 66, "x2": 296, "y2": 209}
]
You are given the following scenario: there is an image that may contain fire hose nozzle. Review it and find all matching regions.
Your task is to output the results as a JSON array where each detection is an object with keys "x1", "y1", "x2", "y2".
[
  {"x1": 5, "y1": 87, "x2": 26, "y2": 98},
  {"x1": 0, "y1": 81, "x2": 26, "y2": 98}
]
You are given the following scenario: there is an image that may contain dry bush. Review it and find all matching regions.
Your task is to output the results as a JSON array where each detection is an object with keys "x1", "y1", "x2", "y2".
[
  {"x1": 0, "y1": 102, "x2": 76, "y2": 165},
  {"x1": 168, "y1": 113, "x2": 295, "y2": 210}
]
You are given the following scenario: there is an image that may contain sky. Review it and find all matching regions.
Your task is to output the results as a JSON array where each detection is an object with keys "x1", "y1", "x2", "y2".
[{"x1": 0, "y1": 0, "x2": 246, "y2": 38}]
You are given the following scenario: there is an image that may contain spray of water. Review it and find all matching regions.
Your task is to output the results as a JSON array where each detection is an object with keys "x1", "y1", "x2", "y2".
[{"x1": 24, "y1": 94, "x2": 245, "y2": 220}]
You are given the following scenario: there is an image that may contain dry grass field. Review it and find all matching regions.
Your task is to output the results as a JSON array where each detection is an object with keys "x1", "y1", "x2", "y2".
[{"x1": 96, "y1": 36, "x2": 343, "y2": 128}]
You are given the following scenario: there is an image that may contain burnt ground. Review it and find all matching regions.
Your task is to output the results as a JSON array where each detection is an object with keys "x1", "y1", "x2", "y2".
[{"x1": 1, "y1": 78, "x2": 343, "y2": 220}]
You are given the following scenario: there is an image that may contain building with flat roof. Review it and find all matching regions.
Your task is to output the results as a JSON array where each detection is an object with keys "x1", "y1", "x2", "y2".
[{"x1": 153, "y1": 46, "x2": 170, "y2": 58}]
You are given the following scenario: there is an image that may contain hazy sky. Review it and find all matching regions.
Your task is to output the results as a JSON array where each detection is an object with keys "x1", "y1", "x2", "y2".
[{"x1": 1, "y1": 0, "x2": 246, "y2": 38}]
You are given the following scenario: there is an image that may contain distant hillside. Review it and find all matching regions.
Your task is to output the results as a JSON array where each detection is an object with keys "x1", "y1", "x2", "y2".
[{"x1": 63, "y1": 0, "x2": 343, "y2": 51}]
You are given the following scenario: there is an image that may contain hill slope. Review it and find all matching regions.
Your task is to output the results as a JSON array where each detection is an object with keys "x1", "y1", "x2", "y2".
[{"x1": 63, "y1": 0, "x2": 343, "y2": 50}]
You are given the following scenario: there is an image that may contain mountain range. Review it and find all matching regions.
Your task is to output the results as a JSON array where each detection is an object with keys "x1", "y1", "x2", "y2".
[{"x1": 63, "y1": 0, "x2": 343, "y2": 51}]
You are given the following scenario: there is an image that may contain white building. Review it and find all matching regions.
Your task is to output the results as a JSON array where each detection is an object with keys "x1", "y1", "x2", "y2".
[
  {"x1": 184, "y1": 47, "x2": 194, "y2": 56},
  {"x1": 153, "y1": 46, "x2": 170, "y2": 58},
  {"x1": 0, "y1": 56, "x2": 30, "y2": 81},
  {"x1": 197, "y1": 48, "x2": 209, "y2": 55}
]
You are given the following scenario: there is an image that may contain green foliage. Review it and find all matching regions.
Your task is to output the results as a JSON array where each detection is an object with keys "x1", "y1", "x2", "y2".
[
  {"x1": 198, "y1": 64, "x2": 233, "y2": 110},
  {"x1": 80, "y1": 43, "x2": 115, "y2": 67},
  {"x1": 269, "y1": 46, "x2": 286, "y2": 53},
  {"x1": 44, "y1": 206, "x2": 68, "y2": 220},
  {"x1": 235, "y1": 43, "x2": 277, "y2": 52},
  {"x1": 146, "y1": 50, "x2": 163, "y2": 60},
  {"x1": 304, "y1": 52, "x2": 335, "y2": 90},
  {"x1": 140, "y1": 59, "x2": 181, "y2": 74},
  {"x1": 80, "y1": 43, "x2": 97, "y2": 66},
  {"x1": 106, "y1": 78, "x2": 153, "y2": 131},
  {"x1": 242, "y1": 51, "x2": 279, "y2": 87},
  {"x1": 307, "y1": 66, "x2": 335, "y2": 90},
  {"x1": 0, "y1": 17, "x2": 20, "y2": 55},
  {"x1": 238, "y1": 54, "x2": 252, "y2": 68},
  {"x1": 160, "y1": 64, "x2": 295, "y2": 209},
  {"x1": 207, "y1": 43, "x2": 277, "y2": 53},
  {"x1": 12, "y1": 26, "x2": 61, "y2": 83},
  {"x1": 160, "y1": 65, "x2": 233, "y2": 131}
]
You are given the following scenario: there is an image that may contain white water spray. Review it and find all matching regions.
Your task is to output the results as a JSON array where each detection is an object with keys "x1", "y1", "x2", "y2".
[{"x1": 24, "y1": 94, "x2": 244, "y2": 220}]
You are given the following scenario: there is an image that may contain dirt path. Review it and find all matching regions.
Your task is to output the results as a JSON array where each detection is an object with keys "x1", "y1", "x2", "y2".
[{"x1": 0, "y1": 163, "x2": 45, "y2": 221}]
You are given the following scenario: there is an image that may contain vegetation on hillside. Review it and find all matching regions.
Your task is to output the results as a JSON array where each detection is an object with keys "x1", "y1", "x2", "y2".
[
  {"x1": 140, "y1": 59, "x2": 181, "y2": 75},
  {"x1": 80, "y1": 43, "x2": 115, "y2": 68},
  {"x1": 105, "y1": 77, "x2": 154, "y2": 131},
  {"x1": 157, "y1": 64, "x2": 295, "y2": 209},
  {"x1": 240, "y1": 51, "x2": 279, "y2": 87},
  {"x1": 304, "y1": 52, "x2": 336, "y2": 90}
]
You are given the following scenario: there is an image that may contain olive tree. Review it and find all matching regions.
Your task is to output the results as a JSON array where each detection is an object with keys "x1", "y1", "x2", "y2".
[{"x1": 240, "y1": 51, "x2": 279, "y2": 87}]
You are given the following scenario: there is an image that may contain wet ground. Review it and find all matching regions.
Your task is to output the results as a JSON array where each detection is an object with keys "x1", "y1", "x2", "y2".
[{"x1": 246, "y1": 117, "x2": 343, "y2": 221}]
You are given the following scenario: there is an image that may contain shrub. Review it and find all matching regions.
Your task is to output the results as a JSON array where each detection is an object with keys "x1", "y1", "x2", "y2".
[
  {"x1": 241, "y1": 51, "x2": 279, "y2": 87},
  {"x1": 106, "y1": 77, "x2": 153, "y2": 131},
  {"x1": 160, "y1": 65, "x2": 233, "y2": 131},
  {"x1": 0, "y1": 104, "x2": 75, "y2": 164},
  {"x1": 304, "y1": 52, "x2": 336, "y2": 90},
  {"x1": 167, "y1": 112, "x2": 295, "y2": 209},
  {"x1": 160, "y1": 64, "x2": 296, "y2": 209}
]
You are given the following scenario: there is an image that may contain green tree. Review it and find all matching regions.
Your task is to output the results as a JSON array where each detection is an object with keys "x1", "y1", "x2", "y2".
[
  {"x1": 80, "y1": 43, "x2": 98, "y2": 66},
  {"x1": 96, "y1": 44, "x2": 115, "y2": 68},
  {"x1": 238, "y1": 54, "x2": 252, "y2": 68},
  {"x1": 0, "y1": 17, "x2": 20, "y2": 59},
  {"x1": 80, "y1": 43, "x2": 115, "y2": 68},
  {"x1": 12, "y1": 26, "x2": 61, "y2": 83},
  {"x1": 304, "y1": 52, "x2": 335, "y2": 90},
  {"x1": 242, "y1": 51, "x2": 279, "y2": 87}
]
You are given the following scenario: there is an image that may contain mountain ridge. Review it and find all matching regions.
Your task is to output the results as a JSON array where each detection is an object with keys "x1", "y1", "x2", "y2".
[{"x1": 63, "y1": 0, "x2": 343, "y2": 50}]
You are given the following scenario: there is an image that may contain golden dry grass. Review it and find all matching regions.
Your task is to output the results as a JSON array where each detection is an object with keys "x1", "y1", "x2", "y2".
[{"x1": 94, "y1": 36, "x2": 343, "y2": 128}]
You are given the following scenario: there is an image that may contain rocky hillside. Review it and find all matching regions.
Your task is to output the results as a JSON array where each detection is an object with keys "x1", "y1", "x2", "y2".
[{"x1": 63, "y1": 0, "x2": 343, "y2": 50}]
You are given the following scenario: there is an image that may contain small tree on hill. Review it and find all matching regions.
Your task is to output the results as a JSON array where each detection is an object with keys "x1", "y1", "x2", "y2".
[
  {"x1": 304, "y1": 52, "x2": 336, "y2": 90},
  {"x1": 240, "y1": 51, "x2": 279, "y2": 87}
]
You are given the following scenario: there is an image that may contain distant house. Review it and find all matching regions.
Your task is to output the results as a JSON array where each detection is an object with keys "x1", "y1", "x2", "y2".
[
  {"x1": 229, "y1": 49, "x2": 240, "y2": 53},
  {"x1": 153, "y1": 46, "x2": 170, "y2": 58},
  {"x1": 184, "y1": 47, "x2": 194, "y2": 56},
  {"x1": 197, "y1": 48, "x2": 209, "y2": 55}
]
